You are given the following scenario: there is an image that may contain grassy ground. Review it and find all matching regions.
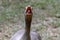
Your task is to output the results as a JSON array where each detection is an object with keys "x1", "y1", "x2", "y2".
[{"x1": 0, "y1": 0, "x2": 60, "y2": 40}]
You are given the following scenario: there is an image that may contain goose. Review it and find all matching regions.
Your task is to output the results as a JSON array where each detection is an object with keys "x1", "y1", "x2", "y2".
[{"x1": 10, "y1": 5, "x2": 41, "y2": 40}]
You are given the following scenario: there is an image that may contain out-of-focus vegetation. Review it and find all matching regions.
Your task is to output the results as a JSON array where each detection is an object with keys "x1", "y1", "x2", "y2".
[{"x1": 0, "y1": 0, "x2": 60, "y2": 40}]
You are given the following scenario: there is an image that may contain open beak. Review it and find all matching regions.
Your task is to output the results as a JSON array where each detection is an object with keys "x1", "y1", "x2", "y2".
[{"x1": 25, "y1": 5, "x2": 32, "y2": 15}]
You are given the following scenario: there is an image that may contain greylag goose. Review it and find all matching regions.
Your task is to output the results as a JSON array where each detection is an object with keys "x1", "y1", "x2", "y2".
[{"x1": 10, "y1": 5, "x2": 41, "y2": 40}]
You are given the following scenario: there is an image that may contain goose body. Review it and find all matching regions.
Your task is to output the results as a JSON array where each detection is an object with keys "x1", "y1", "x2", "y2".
[
  {"x1": 10, "y1": 5, "x2": 41, "y2": 40},
  {"x1": 10, "y1": 30, "x2": 41, "y2": 40}
]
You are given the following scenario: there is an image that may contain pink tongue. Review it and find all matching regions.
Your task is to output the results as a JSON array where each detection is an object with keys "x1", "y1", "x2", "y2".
[
  {"x1": 27, "y1": 10, "x2": 32, "y2": 13},
  {"x1": 28, "y1": 10, "x2": 30, "y2": 12}
]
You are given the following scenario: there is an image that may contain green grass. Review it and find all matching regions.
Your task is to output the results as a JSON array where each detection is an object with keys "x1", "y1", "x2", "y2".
[
  {"x1": 0, "y1": 0, "x2": 60, "y2": 21},
  {"x1": 0, "y1": 0, "x2": 60, "y2": 40}
]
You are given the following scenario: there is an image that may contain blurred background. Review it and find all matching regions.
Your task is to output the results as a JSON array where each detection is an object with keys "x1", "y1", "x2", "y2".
[{"x1": 0, "y1": 0, "x2": 60, "y2": 40}]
